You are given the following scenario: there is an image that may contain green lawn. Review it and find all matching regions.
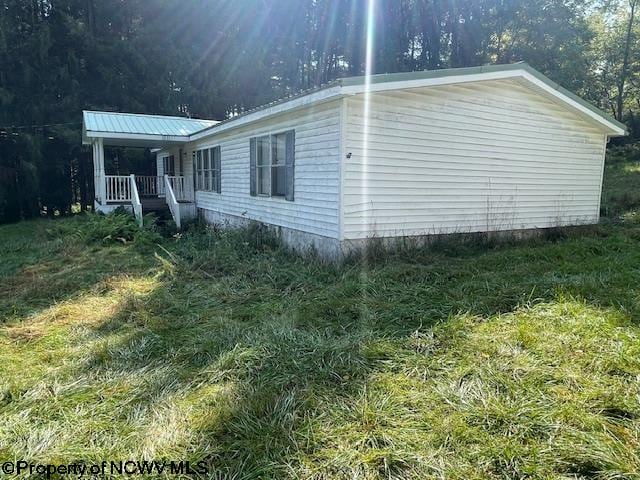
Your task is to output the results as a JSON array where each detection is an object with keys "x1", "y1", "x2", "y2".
[{"x1": 2, "y1": 150, "x2": 640, "y2": 479}]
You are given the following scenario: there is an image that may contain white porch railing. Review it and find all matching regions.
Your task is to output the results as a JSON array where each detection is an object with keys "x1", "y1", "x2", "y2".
[
  {"x1": 104, "y1": 174, "x2": 192, "y2": 229},
  {"x1": 167, "y1": 175, "x2": 194, "y2": 202},
  {"x1": 164, "y1": 175, "x2": 181, "y2": 229},
  {"x1": 133, "y1": 175, "x2": 193, "y2": 201},
  {"x1": 135, "y1": 175, "x2": 165, "y2": 197},
  {"x1": 104, "y1": 175, "x2": 143, "y2": 226},
  {"x1": 105, "y1": 175, "x2": 134, "y2": 202},
  {"x1": 130, "y1": 174, "x2": 143, "y2": 227}
]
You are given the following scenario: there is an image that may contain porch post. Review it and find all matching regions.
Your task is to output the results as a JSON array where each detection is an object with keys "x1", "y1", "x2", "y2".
[{"x1": 92, "y1": 138, "x2": 105, "y2": 205}]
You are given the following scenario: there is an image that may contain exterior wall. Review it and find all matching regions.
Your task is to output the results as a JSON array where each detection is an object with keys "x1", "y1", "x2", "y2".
[
  {"x1": 187, "y1": 99, "x2": 342, "y2": 240},
  {"x1": 342, "y1": 78, "x2": 609, "y2": 240},
  {"x1": 155, "y1": 147, "x2": 183, "y2": 201},
  {"x1": 179, "y1": 202, "x2": 197, "y2": 220},
  {"x1": 156, "y1": 147, "x2": 182, "y2": 178},
  {"x1": 156, "y1": 154, "x2": 164, "y2": 178}
]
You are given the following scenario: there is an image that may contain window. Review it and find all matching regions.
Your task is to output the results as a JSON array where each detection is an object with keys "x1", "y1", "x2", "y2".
[
  {"x1": 250, "y1": 130, "x2": 294, "y2": 200},
  {"x1": 163, "y1": 155, "x2": 175, "y2": 176},
  {"x1": 194, "y1": 146, "x2": 221, "y2": 193},
  {"x1": 257, "y1": 136, "x2": 270, "y2": 195},
  {"x1": 272, "y1": 133, "x2": 286, "y2": 197}
]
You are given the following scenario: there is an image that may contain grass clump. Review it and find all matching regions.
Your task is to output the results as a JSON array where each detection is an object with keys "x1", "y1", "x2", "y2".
[{"x1": 1, "y1": 149, "x2": 640, "y2": 478}]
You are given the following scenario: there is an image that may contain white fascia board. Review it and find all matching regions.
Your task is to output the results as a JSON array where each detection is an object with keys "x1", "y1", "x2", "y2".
[
  {"x1": 519, "y1": 71, "x2": 626, "y2": 137},
  {"x1": 85, "y1": 131, "x2": 190, "y2": 143},
  {"x1": 188, "y1": 86, "x2": 344, "y2": 142},
  {"x1": 339, "y1": 70, "x2": 524, "y2": 95}
]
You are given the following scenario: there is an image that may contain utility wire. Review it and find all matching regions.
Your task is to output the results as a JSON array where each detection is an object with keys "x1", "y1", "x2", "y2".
[{"x1": 0, "y1": 121, "x2": 81, "y2": 130}]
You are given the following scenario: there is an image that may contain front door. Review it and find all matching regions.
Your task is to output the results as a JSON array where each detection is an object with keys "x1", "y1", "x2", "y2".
[{"x1": 163, "y1": 155, "x2": 176, "y2": 176}]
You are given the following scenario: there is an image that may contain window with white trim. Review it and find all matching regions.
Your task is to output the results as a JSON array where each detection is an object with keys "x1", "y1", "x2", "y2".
[
  {"x1": 255, "y1": 132, "x2": 288, "y2": 197},
  {"x1": 194, "y1": 146, "x2": 221, "y2": 193}
]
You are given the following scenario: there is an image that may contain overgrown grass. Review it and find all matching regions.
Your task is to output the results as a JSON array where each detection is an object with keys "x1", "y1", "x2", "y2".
[
  {"x1": 1, "y1": 151, "x2": 640, "y2": 479},
  {"x1": 601, "y1": 144, "x2": 640, "y2": 222}
]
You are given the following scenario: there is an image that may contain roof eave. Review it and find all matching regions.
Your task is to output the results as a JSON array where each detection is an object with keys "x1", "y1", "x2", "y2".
[
  {"x1": 519, "y1": 68, "x2": 627, "y2": 137},
  {"x1": 188, "y1": 85, "x2": 345, "y2": 141},
  {"x1": 84, "y1": 131, "x2": 190, "y2": 147},
  {"x1": 82, "y1": 110, "x2": 219, "y2": 145}
]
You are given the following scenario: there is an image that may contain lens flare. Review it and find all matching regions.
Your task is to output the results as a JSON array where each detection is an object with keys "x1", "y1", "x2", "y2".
[
  {"x1": 362, "y1": 0, "x2": 375, "y2": 242},
  {"x1": 359, "y1": 0, "x2": 376, "y2": 290}
]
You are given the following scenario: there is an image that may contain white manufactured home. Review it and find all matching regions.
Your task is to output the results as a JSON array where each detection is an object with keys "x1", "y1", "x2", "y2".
[{"x1": 82, "y1": 63, "x2": 627, "y2": 258}]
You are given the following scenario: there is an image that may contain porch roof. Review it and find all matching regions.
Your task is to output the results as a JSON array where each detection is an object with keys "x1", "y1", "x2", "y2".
[{"x1": 82, "y1": 110, "x2": 218, "y2": 147}]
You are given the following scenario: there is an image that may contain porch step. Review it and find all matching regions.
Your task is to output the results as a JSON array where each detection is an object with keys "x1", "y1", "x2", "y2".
[
  {"x1": 142, "y1": 198, "x2": 173, "y2": 228},
  {"x1": 141, "y1": 197, "x2": 167, "y2": 212}
]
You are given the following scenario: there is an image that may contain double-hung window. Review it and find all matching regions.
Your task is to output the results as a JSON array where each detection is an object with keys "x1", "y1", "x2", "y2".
[
  {"x1": 250, "y1": 130, "x2": 295, "y2": 201},
  {"x1": 194, "y1": 146, "x2": 221, "y2": 193}
]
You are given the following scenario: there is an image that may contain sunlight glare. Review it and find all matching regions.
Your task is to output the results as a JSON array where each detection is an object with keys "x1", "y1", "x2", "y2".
[
  {"x1": 362, "y1": 0, "x2": 375, "y2": 246},
  {"x1": 359, "y1": 0, "x2": 376, "y2": 292}
]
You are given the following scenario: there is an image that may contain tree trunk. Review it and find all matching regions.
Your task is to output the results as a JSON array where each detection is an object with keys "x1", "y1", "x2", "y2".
[
  {"x1": 419, "y1": 0, "x2": 442, "y2": 70},
  {"x1": 86, "y1": 0, "x2": 96, "y2": 38},
  {"x1": 617, "y1": 0, "x2": 637, "y2": 121}
]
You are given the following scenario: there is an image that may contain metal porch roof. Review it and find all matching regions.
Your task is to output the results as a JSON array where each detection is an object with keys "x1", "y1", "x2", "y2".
[{"x1": 82, "y1": 111, "x2": 218, "y2": 146}]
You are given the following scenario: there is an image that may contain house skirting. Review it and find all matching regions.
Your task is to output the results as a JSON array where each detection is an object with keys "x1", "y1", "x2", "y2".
[
  {"x1": 199, "y1": 208, "x2": 596, "y2": 261},
  {"x1": 199, "y1": 209, "x2": 344, "y2": 260}
]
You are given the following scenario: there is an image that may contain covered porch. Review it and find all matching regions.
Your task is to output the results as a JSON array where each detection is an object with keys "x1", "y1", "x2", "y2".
[{"x1": 82, "y1": 111, "x2": 216, "y2": 228}]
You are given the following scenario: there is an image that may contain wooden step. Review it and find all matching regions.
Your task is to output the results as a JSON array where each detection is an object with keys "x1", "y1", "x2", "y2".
[{"x1": 141, "y1": 198, "x2": 167, "y2": 212}]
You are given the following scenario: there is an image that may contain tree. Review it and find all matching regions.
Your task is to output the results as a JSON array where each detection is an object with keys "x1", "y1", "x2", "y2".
[
  {"x1": 589, "y1": 0, "x2": 640, "y2": 131},
  {"x1": 0, "y1": 0, "x2": 635, "y2": 223},
  {"x1": 618, "y1": 0, "x2": 638, "y2": 121}
]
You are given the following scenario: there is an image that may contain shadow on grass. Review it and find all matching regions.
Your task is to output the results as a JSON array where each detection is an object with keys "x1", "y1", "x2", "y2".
[
  {"x1": 0, "y1": 217, "x2": 163, "y2": 324},
  {"x1": 2, "y1": 211, "x2": 640, "y2": 477},
  {"x1": 55, "y1": 223, "x2": 640, "y2": 477},
  {"x1": 77, "y1": 262, "x2": 378, "y2": 476}
]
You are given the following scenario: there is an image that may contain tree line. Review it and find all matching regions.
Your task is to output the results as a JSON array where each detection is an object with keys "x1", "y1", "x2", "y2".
[{"x1": 0, "y1": 0, "x2": 638, "y2": 223}]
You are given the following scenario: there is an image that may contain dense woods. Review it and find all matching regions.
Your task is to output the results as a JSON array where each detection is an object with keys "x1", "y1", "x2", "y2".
[{"x1": 0, "y1": 0, "x2": 638, "y2": 223}]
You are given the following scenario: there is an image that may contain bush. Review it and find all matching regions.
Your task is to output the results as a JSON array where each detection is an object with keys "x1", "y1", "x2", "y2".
[
  {"x1": 606, "y1": 144, "x2": 640, "y2": 165},
  {"x1": 47, "y1": 210, "x2": 162, "y2": 247}
]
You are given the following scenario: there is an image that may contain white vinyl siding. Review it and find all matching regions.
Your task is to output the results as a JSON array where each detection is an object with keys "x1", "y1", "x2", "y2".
[
  {"x1": 188, "y1": 100, "x2": 341, "y2": 238},
  {"x1": 342, "y1": 78, "x2": 608, "y2": 240},
  {"x1": 163, "y1": 155, "x2": 175, "y2": 176},
  {"x1": 156, "y1": 147, "x2": 180, "y2": 178}
]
